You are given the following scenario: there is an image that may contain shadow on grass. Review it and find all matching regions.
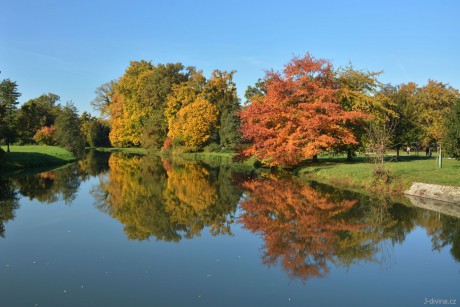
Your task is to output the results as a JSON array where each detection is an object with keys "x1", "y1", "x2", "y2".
[
  {"x1": 313, "y1": 154, "x2": 434, "y2": 165},
  {"x1": 2, "y1": 152, "x2": 75, "y2": 172},
  {"x1": 385, "y1": 155, "x2": 434, "y2": 163}
]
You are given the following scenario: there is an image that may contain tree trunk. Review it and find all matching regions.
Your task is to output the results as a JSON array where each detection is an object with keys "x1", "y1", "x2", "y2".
[
  {"x1": 347, "y1": 149, "x2": 353, "y2": 161},
  {"x1": 396, "y1": 145, "x2": 400, "y2": 161},
  {"x1": 312, "y1": 154, "x2": 318, "y2": 162},
  {"x1": 7, "y1": 141, "x2": 10, "y2": 153}
]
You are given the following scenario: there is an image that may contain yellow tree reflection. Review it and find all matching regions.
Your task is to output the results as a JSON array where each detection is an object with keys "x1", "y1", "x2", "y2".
[{"x1": 93, "y1": 154, "x2": 241, "y2": 241}]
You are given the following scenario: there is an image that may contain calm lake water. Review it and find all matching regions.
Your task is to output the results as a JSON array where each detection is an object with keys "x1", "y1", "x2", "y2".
[{"x1": 0, "y1": 151, "x2": 459, "y2": 307}]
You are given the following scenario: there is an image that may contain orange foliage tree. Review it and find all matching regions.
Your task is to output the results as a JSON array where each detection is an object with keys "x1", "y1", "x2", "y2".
[
  {"x1": 33, "y1": 125, "x2": 57, "y2": 145},
  {"x1": 239, "y1": 53, "x2": 367, "y2": 167}
]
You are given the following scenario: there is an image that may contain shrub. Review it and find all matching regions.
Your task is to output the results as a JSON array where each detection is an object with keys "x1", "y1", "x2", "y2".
[
  {"x1": 203, "y1": 143, "x2": 221, "y2": 152},
  {"x1": 33, "y1": 125, "x2": 57, "y2": 145}
]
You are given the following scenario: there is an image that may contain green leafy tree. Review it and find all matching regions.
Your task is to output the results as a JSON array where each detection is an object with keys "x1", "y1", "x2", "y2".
[
  {"x1": 203, "y1": 70, "x2": 241, "y2": 149},
  {"x1": 385, "y1": 83, "x2": 420, "y2": 158},
  {"x1": 219, "y1": 106, "x2": 241, "y2": 150},
  {"x1": 0, "y1": 79, "x2": 21, "y2": 152},
  {"x1": 244, "y1": 78, "x2": 266, "y2": 106},
  {"x1": 17, "y1": 93, "x2": 60, "y2": 144},
  {"x1": 444, "y1": 98, "x2": 460, "y2": 159},
  {"x1": 80, "y1": 112, "x2": 111, "y2": 147},
  {"x1": 335, "y1": 65, "x2": 384, "y2": 160},
  {"x1": 55, "y1": 102, "x2": 85, "y2": 157}
]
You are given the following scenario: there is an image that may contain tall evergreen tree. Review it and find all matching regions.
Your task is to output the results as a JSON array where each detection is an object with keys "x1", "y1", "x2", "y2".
[{"x1": 0, "y1": 79, "x2": 21, "y2": 152}]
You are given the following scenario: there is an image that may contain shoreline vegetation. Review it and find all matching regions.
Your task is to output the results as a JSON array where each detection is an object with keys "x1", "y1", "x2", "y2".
[
  {"x1": 176, "y1": 150, "x2": 460, "y2": 195},
  {"x1": 1, "y1": 146, "x2": 459, "y2": 198}
]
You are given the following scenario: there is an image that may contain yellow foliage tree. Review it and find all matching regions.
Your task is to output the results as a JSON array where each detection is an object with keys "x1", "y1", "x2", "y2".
[
  {"x1": 107, "y1": 61, "x2": 191, "y2": 148},
  {"x1": 167, "y1": 97, "x2": 219, "y2": 150},
  {"x1": 416, "y1": 80, "x2": 460, "y2": 144}
]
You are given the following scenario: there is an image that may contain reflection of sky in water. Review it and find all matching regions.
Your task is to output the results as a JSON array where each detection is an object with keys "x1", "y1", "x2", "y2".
[{"x1": 0, "y1": 156, "x2": 459, "y2": 307}]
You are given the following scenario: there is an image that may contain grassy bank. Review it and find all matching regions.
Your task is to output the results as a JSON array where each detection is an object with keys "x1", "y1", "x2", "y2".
[
  {"x1": 298, "y1": 156, "x2": 460, "y2": 194},
  {"x1": 176, "y1": 151, "x2": 259, "y2": 172},
  {"x1": 88, "y1": 147, "x2": 150, "y2": 154},
  {"x1": 90, "y1": 147, "x2": 460, "y2": 194},
  {"x1": 1, "y1": 145, "x2": 76, "y2": 171}
]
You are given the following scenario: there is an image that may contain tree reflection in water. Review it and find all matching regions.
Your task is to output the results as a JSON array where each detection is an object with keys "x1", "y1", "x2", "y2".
[
  {"x1": 92, "y1": 153, "x2": 242, "y2": 241},
  {"x1": 239, "y1": 175, "x2": 365, "y2": 280},
  {"x1": 0, "y1": 177, "x2": 19, "y2": 237},
  {"x1": 0, "y1": 151, "x2": 459, "y2": 275},
  {"x1": 15, "y1": 165, "x2": 82, "y2": 205},
  {"x1": 238, "y1": 174, "x2": 460, "y2": 281}
]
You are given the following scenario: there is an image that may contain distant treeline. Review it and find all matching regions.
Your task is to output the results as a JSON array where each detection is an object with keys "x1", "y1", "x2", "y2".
[{"x1": 1, "y1": 52, "x2": 459, "y2": 166}]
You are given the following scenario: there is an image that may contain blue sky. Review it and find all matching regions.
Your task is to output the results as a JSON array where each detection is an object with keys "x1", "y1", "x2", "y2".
[{"x1": 1, "y1": 0, "x2": 459, "y2": 114}]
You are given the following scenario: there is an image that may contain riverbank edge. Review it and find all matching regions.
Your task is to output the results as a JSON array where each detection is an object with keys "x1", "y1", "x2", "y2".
[
  {"x1": 174, "y1": 151, "x2": 460, "y2": 200},
  {"x1": 89, "y1": 148, "x2": 460, "y2": 200},
  {"x1": 404, "y1": 183, "x2": 460, "y2": 204},
  {"x1": 1, "y1": 145, "x2": 76, "y2": 173}
]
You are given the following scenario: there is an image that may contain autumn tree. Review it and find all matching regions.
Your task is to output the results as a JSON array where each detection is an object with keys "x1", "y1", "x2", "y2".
[
  {"x1": 109, "y1": 60, "x2": 154, "y2": 147},
  {"x1": 415, "y1": 80, "x2": 459, "y2": 145},
  {"x1": 239, "y1": 53, "x2": 367, "y2": 167},
  {"x1": 165, "y1": 69, "x2": 241, "y2": 152},
  {"x1": 108, "y1": 90, "x2": 129, "y2": 147},
  {"x1": 0, "y1": 79, "x2": 21, "y2": 152},
  {"x1": 167, "y1": 97, "x2": 219, "y2": 150},
  {"x1": 165, "y1": 70, "x2": 206, "y2": 122},
  {"x1": 107, "y1": 61, "x2": 191, "y2": 148},
  {"x1": 33, "y1": 125, "x2": 57, "y2": 145}
]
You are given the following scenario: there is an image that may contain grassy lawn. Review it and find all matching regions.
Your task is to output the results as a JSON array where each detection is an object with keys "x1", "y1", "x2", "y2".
[
  {"x1": 298, "y1": 155, "x2": 460, "y2": 194},
  {"x1": 1, "y1": 145, "x2": 76, "y2": 171}
]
